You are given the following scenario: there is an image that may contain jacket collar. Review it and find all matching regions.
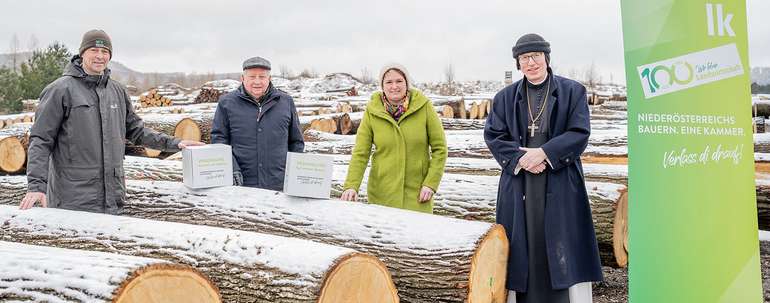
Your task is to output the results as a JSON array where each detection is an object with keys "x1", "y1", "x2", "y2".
[
  {"x1": 237, "y1": 82, "x2": 277, "y2": 106},
  {"x1": 515, "y1": 67, "x2": 558, "y2": 102}
]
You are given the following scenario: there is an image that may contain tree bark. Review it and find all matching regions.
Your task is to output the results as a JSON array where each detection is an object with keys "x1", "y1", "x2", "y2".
[
  {"x1": 0, "y1": 241, "x2": 221, "y2": 303},
  {"x1": 0, "y1": 204, "x2": 397, "y2": 303},
  {"x1": 0, "y1": 176, "x2": 509, "y2": 303}
]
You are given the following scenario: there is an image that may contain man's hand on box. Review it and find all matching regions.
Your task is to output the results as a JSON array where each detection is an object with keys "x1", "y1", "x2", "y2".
[{"x1": 178, "y1": 140, "x2": 205, "y2": 149}]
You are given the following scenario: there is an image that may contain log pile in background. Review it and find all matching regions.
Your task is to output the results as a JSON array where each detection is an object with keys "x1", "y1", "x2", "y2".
[
  {"x1": 434, "y1": 97, "x2": 467, "y2": 119},
  {"x1": 139, "y1": 89, "x2": 173, "y2": 107},
  {"x1": 194, "y1": 88, "x2": 226, "y2": 104},
  {"x1": 194, "y1": 80, "x2": 240, "y2": 103},
  {"x1": 301, "y1": 113, "x2": 360, "y2": 135},
  {"x1": 0, "y1": 241, "x2": 221, "y2": 303},
  {"x1": 0, "y1": 205, "x2": 398, "y2": 303},
  {"x1": 0, "y1": 113, "x2": 34, "y2": 130}
]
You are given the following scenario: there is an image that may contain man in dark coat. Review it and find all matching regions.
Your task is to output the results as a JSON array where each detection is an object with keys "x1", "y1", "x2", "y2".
[
  {"x1": 19, "y1": 29, "x2": 202, "y2": 214},
  {"x1": 211, "y1": 56, "x2": 304, "y2": 190},
  {"x1": 484, "y1": 33, "x2": 603, "y2": 303}
]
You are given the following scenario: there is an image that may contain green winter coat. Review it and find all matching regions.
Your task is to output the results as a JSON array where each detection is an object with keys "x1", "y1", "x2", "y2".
[{"x1": 343, "y1": 88, "x2": 447, "y2": 213}]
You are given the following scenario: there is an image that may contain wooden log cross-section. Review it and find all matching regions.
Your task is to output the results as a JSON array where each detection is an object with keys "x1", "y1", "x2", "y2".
[
  {"x1": 0, "y1": 177, "x2": 510, "y2": 303},
  {"x1": 0, "y1": 123, "x2": 32, "y2": 174},
  {"x1": 139, "y1": 89, "x2": 173, "y2": 107},
  {"x1": 0, "y1": 241, "x2": 221, "y2": 303},
  {"x1": 0, "y1": 205, "x2": 398, "y2": 303},
  {"x1": 433, "y1": 97, "x2": 467, "y2": 119}
]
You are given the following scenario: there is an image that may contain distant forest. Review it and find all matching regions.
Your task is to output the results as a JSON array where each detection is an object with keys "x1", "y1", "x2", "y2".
[{"x1": 753, "y1": 82, "x2": 770, "y2": 94}]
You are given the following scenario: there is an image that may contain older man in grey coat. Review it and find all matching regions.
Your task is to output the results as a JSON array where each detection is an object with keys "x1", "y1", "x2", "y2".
[{"x1": 19, "y1": 29, "x2": 202, "y2": 214}]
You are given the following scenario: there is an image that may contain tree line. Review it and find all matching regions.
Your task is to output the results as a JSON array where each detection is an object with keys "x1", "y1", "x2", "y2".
[{"x1": 0, "y1": 42, "x2": 70, "y2": 114}]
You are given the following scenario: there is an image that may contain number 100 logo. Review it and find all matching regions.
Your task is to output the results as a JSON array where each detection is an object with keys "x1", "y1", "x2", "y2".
[{"x1": 640, "y1": 61, "x2": 694, "y2": 94}]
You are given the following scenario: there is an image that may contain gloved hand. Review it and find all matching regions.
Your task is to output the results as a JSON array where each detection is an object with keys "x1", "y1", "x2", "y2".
[{"x1": 233, "y1": 171, "x2": 244, "y2": 186}]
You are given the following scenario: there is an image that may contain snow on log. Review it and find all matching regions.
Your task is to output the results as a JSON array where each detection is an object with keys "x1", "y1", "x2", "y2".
[
  {"x1": 440, "y1": 118, "x2": 487, "y2": 131},
  {"x1": 0, "y1": 241, "x2": 220, "y2": 303},
  {"x1": 302, "y1": 129, "x2": 630, "y2": 158},
  {"x1": 114, "y1": 156, "x2": 630, "y2": 268},
  {"x1": 135, "y1": 112, "x2": 214, "y2": 145},
  {"x1": 0, "y1": 205, "x2": 398, "y2": 303},
  {"x1": 0, "y1": 177, "x2": 509, "y2": 303}
]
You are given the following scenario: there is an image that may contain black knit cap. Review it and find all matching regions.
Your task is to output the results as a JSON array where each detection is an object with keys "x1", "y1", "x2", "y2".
[
  {"x1": 512, "y1": 33, "x2": 551, "y2": 69},
  {"x1": 79, "y1": 29, "x2": 112, "y2": 56}
]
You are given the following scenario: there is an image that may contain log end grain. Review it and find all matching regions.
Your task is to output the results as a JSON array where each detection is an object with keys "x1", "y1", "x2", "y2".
[
  {"x1": 115, "y1": 263, "x2": 221, "y2": 303},
  {"x1": 468, "y1": 224, "x2": 509, "y2": 303},
  {"x1": 0, "y1": 136, "x2": 26, "y2": 173},
  {"x1": 318, "y1": 252, "x2": 398, "y2": 303},
  {"x1": 174, "y1": 118, "x2": 203, "y2": 142},
  {"x1": 612, "y1": 189, "x2": 629, "y2": 268}
]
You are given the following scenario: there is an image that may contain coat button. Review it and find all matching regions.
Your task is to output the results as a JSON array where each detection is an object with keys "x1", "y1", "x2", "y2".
[
  {"x1": 258, "y1": 163, "x2": 263, "y2": 167},
  {"x1": 258, "y1": 128, "x2": 262, "y2": 132}
]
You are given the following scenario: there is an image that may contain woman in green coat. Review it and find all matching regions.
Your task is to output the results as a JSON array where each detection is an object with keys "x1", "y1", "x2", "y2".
[{"x1": 340, "y1": 64, "x2": 447, "y2": 213}]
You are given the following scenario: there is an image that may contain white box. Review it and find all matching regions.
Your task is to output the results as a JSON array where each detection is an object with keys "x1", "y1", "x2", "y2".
[
  {"x1": 283, "y1": 152, "x2": 333, "y2": 199},
  {"x1": 183, "y1": 144, "x2": 233, "y2": 189}
]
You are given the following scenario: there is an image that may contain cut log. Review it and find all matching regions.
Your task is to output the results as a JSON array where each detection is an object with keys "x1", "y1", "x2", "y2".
[
  {"x1": 433, "y1": 97, "x2": 467, "y2": 119},
  {"x1": 0, "y1": 177, "x2": 509, "y2": 303},
  {"x1": 337, "y1": 102, "x2": 353, "y2": 113},
  {"x1": 194, "y1": 87, "x2": 225, "y2": 104},
  {"x1": 0, "y1": 241, "x2": 220, "y2": 303},
  {"x1": 125, "y1": 145, "x2": 162, "y2": 158},
  {"x1": 477, "y1": 100, "x2": 488, "y2": 119},
  {"x1": 468, "y1": 101, "x2": 479, "y2": 119},
  {"x1": 308, "y1": 118, "x2": 338, "y2": 133},
  {"x1": 140, "y1": 89, "x2": 173, "y2": 107},
  {"x1": 612, "y1": 189, "x2": 629, "y2": 267},
  {"x1": 441, "y1": 118, "x2": 487, "y2": 131},
  {"x1": 334, "y1": 113, "x2": 360, "y2": 135},
  {"x1": 304, "y1": 128, "x2": 631, "y2": 159},
  {"x1": 0, "y1": 123, "x2": 31, "y2": 174},
  {"x1": 139, "y1": 112, "x2": 214, "y2": 144},
  {"x1": 0, "y1": 205, "x2": 398, "y2": 303},
  {"x1": 441, "y1": 105, "x2": 454, "y2": 118}
]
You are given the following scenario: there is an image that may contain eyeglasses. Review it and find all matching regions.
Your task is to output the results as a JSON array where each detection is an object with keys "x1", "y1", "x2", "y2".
[{"x1": 518, "y1": 53, "x2": 543, "y2": 64}]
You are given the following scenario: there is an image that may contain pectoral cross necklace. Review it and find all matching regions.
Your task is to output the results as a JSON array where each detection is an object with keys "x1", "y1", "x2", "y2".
[{"x1": 526, "y1": 79, "x2": 551, "y2": 137}]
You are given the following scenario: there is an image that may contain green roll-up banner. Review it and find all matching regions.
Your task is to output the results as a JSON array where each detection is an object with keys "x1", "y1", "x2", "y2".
[{"x1": 621, "y1": 1, "x2": 763, "y2": 302}]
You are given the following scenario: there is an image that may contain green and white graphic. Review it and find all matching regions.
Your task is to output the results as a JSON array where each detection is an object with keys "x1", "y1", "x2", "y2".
[{"x1": 621, "y1": 1, "x2": 762, "y2": 302}]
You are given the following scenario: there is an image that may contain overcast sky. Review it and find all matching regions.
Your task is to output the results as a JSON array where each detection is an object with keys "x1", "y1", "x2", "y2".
[{"x1": 2, "y1": 0, "x2": 768, "y2": 83}]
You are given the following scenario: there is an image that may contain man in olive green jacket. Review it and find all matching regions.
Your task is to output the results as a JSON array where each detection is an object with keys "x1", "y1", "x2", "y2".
[
  {"x1": 19, "y1": 29, "x2": 202, "y2": 214},
  {"x1": 341, "y1": 64, "x2": 447, "y2": 213}
]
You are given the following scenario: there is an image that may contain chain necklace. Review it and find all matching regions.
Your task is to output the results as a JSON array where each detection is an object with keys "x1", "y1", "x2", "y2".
[{"x1": 526, "y1": 78, "x2": 551, "y2": 137}]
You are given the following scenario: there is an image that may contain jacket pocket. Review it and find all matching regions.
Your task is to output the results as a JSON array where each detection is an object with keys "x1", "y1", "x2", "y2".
[{"x1": 55, "y1": 166, "x2": 100, "y2": 209}]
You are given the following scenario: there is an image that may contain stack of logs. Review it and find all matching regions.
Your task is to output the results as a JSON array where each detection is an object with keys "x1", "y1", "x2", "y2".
[
  {"x1": 0, "y1": 114, "x2": 34, "y2": 130},
  {"x1": 194, "y1": 88, "x2": 225, "y2": 104},
  {"x1": 436, "y1": 98, "x2": 492, "y2": 120},
  {"x1": 139, "y1": 89, "x2": 173, "y2": 107},
  {"x1": 304, "y1": 113, "x2": 359, "y2": 135}
]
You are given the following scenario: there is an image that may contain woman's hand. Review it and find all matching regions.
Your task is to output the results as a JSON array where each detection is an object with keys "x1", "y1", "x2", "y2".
[
  {"x1": 340, "y1": 189, "x2": 358, "y2": 201},
  {"x1": 419, "y1": 186, "x2": 434, "y2": 202}
]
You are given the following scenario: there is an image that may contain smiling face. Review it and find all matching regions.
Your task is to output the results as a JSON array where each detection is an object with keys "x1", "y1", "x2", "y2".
[
  {"x1": 518, "y1": 51, "x2": 548, "y2": 83},
  {"x1": 81, "y1": 47, "x2": 111, "y2": 75},
  {"x1": 241, "y1": 68, "x2": 271, "y2": 99},
  {"x1": 382, "y1": 69, "x2": 408, "y2": 103}
]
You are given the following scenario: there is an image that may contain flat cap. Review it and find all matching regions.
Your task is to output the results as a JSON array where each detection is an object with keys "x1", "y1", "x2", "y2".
[{"x1": 242, "y1": 56, "x2": 271, "y2": 70}]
